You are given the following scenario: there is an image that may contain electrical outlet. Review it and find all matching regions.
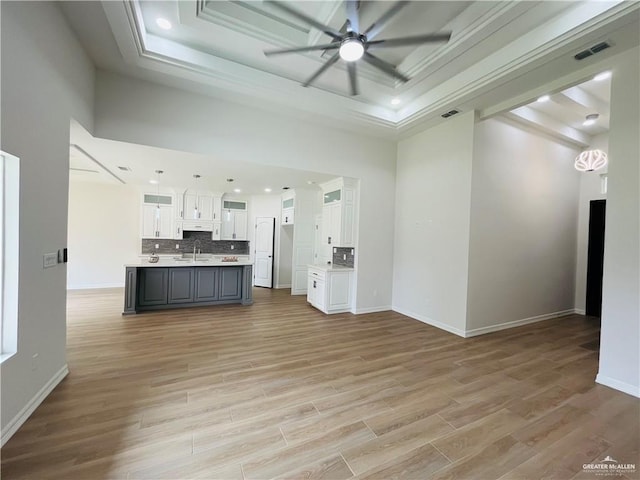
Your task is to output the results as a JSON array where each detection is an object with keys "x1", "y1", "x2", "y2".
[
  {"x1": 155, "y1": 244, "x2": 159, "y2": 249},
  {"x1": 231, "y1": 245, "x2": 234, "y2": 250},
  {"x1": 351, "y1": 249, "x2": 354, "y2": 255},
  {"x1": 176, "y1": 244, "x2": 180, "y2": 249},
  {"x1": 343, "y1": 254, "x2": 346, "y2": 260},
  {"x1": 43, "y1": 253, "x2": 57, "y2": 268}
]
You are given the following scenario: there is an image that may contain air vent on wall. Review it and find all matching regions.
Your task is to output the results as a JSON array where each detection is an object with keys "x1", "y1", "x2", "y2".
[
  {"x1": 441, "y1": 109, "x2": 460, "y2": 118},
  {"x1": 574, "y1": 41, "x2": 611, "y2": 60}
]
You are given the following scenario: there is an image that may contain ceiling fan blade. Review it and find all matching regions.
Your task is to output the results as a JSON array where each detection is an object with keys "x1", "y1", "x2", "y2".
[
  {"x1": 347, "y1": 62, "x2": 359, "y2": 96},
  {"x1": 363, "y1": 1, "x2": 409, "y2": 40},
  {"x1": 303, "y1": 52, "x2": 341, "y2": 87},
  {"x1": 265, "y1": 43, "x2": 340, "y2": 56},
  {"x1": 367, "y1": 32, "x2": 452, "y2": 48},
  {"x1": 346, "y1": 0, "x2": 359, "y2": 33},
  {"x1": 362, "y1": 52, "x2": 410, "y2": 83},
  {"x1": 268, "y1": 1, "x2": 342, "y2": 40}
]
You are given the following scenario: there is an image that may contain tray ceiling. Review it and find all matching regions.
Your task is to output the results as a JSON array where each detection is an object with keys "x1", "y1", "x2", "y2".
[{"x1": 61, "y1": 1, "x2": 639, "y2": 135}]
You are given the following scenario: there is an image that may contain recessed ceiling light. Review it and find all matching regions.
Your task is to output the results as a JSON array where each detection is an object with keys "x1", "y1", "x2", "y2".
[
  {"x1": 537, "y1": 95, "x2": 550, "y2": 103},
  {"x1": 264, "y1": 188, "x2": 272, "y2": 193},
  {"x1": 156, "y1": 18, "x2": 172, "y2": 30},
  {"x1": 149, "y1": 179, "x2": 158, "y2": 184},
  {"x1": 391, "y1": 98, "x2": 401, "y2": 106},
  {"x1": 593, "y1": 71, "x2": 611, "y2": 81},
  {"x1": 583, "y1": 113, "x2": 599, "y2": 126},
  {"x1": 233, "y1": 188, "x2": 241, "y2": 193}
]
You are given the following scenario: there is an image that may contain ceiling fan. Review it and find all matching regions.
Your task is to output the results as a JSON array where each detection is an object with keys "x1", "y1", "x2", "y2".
[{"x1": 264, "y1": 1, "x2": 452, "y2": 96}]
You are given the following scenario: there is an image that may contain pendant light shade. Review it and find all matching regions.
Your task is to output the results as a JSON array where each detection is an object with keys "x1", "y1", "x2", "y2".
[
  {"x1": 192, "y1": 174, "x2": 201, "y2": 219},
  {"x1": 155, "y1": 170, "x2": 163, "y2": 218},
  {"x1": 575, "y1": 149, "x2": 608, "y2": 172}
]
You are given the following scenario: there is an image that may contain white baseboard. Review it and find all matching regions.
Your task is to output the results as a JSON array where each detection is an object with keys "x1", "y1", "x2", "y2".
[
  {"x1": 392, "y1": 306, "x2": 466, "y2": 338},
  {"x1": 596, "y1": 374, "x2": 640, "y2": 398},
  {"x1": 574, "y1": 308, "x2": 586, "y2": 315},
  {"x1": 275, "y1": 284, "x2": 291, "y2": 289},
  {"x1": 354, "y1": 305, "x2": 392, "y2": 314},
  {"x1": 1, "y1": 364, "x2": 69, "y2": 446},
  {"x1": 464, "y1": 309, "x2": 576, "y2": 338},
  {"x1": 67, "y1": 282, "x2": 124, "y2": 290}
]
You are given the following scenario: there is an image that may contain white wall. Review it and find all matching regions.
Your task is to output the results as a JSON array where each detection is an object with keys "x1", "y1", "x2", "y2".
[
  {"x1": 93, "y1": 71, "x2": 397, "y2": 312},
  {"x1": 67, "y1": 181, "x2": 140, "y2": 289},
  {"x1": 574, "y1": 133, "x2": 608, "y2": 313},
  {"x1": 598, "y1": 47, "x2": 640, "y2": 397},
  {"x1": 466, "y1": 118, "x2": 580, "y2": 335},
  {"x1": 0, "y1": 2, "x2": 95, "y2": 440},
  {"x1": 392, "y1": 111, "x2": 475, "y2": 335}
]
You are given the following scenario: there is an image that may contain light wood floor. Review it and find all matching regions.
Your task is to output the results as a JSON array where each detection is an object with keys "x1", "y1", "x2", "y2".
[{"x1": 2, "y1": 288, "x2": 638, "y2": 480}]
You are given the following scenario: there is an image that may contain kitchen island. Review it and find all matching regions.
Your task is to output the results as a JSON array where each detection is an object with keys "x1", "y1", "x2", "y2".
[{"x1": 123, "y1": 258, "x2": 253, "y2": 315}]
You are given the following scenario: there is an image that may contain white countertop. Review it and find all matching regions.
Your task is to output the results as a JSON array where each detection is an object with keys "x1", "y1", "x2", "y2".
[
  {"x1": 307, "y1": 263, "x2": 354, "y2": 272},
  {"x1": 126, "y1": 257, "x2": 253, "y2": 267}
]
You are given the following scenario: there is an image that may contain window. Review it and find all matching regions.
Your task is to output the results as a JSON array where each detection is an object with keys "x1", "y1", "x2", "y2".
[{"x1": 1, "y1": 151, "x2": 19, "y2": 361}]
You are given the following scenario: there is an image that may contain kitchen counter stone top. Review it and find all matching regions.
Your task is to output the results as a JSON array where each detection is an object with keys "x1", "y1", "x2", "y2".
[
  {"x1": 126, "y1": 257, "x2": 253, "y2": 267},
  {"x1": 307, "y1": 264, "x2": 354, "y2": 272}
]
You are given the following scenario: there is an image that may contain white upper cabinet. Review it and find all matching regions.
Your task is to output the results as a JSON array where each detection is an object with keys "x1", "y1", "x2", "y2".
[
  {"x1": 141, "y1": 193, "x2": 174, "y2": 239},
  {"x1": 281, "y1": 193, "x2": 295, "y2": 225},
  {"x1": 319, "y1": 177, "x2": 358, "y2": 250},
  {"x1": 221, "y1": 199, "x2": 248, "y2": 240},
  {"x1": 182, "y1": 192, "x2": 213, "y2": 221}
]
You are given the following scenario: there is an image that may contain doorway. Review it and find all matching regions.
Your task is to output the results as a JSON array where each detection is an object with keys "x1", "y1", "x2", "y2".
[
  {"x1": 254, "y1": 217, "x2": 275, "y2": 288},
  {"x1": 585, "y1": 199, "x2": 606, "y2": 317}
]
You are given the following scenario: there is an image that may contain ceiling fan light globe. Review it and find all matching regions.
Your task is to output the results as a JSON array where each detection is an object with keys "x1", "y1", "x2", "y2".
[{"x1": 339, "y1": 39, "x2": 364, "y2": 62}]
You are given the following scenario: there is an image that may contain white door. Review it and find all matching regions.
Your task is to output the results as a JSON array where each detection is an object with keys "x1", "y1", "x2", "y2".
[
  {"x1": 221, "y1": 210, "x2": 234, "y2": 239},
  {"x1": 254, "y1": 217, "x2": 275, "y2": 288},
  {"x1": 198, "y1": 194, "x2": 213, "y2": 221},
  {"x1": 313, "y1": 213, "x2": 323, "y2": 264},
  {"x1": 184, "y1": 192, "x2": 198, "y2": 219},
  {"x1": 234, "y1": 211, "x2": 248, "y2": 240}
]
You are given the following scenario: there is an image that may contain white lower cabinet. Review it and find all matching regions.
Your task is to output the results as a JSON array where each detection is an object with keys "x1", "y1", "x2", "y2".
[{"x1": 307, "y1": 266, "x2": 353, "y2": 314}]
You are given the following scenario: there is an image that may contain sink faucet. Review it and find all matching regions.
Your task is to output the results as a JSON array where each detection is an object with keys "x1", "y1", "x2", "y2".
[{"x1": 193, "y1": 240, "x2": 201, "y2": 261}]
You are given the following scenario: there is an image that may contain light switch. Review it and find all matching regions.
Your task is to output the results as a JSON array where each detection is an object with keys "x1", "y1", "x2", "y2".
[
  {"x1": 343, "y1": 254, "x2": 346, "y2": 260},
  {"x1": 155, "y1": 244, "x2": 159, "y2": 249},
  {"x1": 43, "y1": 253, "x2": 58, "y2": 268},
  {"x1": 231, "y1": 245, "x2": 234, "y2": 250},
  {"x1": 333, "y1": 247, "x2": 337, "y2": 253},
  {"x1": 176, "y1": 244, "x2": 180, "y2": 249}
]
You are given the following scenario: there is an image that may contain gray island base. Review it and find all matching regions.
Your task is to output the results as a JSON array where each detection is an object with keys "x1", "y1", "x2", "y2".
[{"x1": 123, "y1": 262, "x2": 253, "y2": 315}]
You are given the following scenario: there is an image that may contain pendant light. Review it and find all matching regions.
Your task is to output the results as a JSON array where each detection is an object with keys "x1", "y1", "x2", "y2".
[
  {"x1": 155, "y1": 170, "x2": 163, "y2": 219},
  {"x1": 575, "y1": 149, "x2": 608, "y2": 172},
  {"x1": 192, "y1": 174, "x2": 201, "y2": 219}
]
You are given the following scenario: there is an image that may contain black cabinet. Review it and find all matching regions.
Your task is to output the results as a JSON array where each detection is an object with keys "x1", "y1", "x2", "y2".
[
  {"x1": 168, "y1": 268, "x2": 195, "y2": 304},
  {"x1": 219, "y1": 266, "x2": 242, "y2": 300},
  {"x1": 194, "y1": 267, "x2": 218, "y2": 302},
  {"x1": 124, "y1": 265, "x2": 253, "y2": 314},
  {"x1": 138, "y1": 268, "x2": 168, "y2": 306}
]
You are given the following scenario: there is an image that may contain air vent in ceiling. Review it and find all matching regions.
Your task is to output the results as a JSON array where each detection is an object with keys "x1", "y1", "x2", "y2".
[
  {"x1": 574, "y1": 41, "x2": 611, "y2": 60},
  {"x1": 441, "y1": 109, "x2": 460, "y2": 118},
  {"x1": 117, "y1": 166, "x2": 131, "y2": 171}
]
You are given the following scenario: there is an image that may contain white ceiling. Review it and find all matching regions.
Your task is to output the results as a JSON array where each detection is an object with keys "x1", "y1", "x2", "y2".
[
  {"x1": 60, "y1": 1, "x2": 637, "y2": 189},
  {"x1": 69, "y1": 120, "x2": 335, "y2": 193}
]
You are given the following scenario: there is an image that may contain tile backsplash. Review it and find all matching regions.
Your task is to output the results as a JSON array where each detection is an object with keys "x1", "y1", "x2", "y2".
[
  {"x1": 142, "y1": 231, "x2": 249, "y2": 255},
  {"x1": 332, "y1": 247, "x2": 355, "y2": 267}
]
